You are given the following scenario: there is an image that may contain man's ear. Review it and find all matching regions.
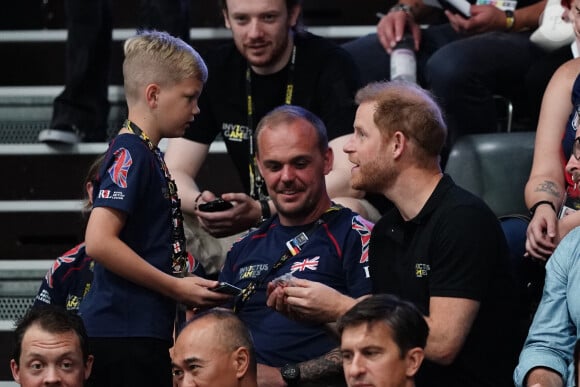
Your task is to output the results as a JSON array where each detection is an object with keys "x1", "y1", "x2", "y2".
[
  {"x1": 223, "y1": 9, "x2": 231, "y2": 29},
  {"x1": 323, "y1": 146, "x2": 334, "y2": 175},
  {"x1": 288, "y1": 4, "x2": 302, "y2": 28},
  {"x1": 391, "y1": 131, "x2": 407, "y2": 160},
  {"x1": 233, "y1": 347, "x2": 251, "y2": 379},
  {"x1": 85, "y1": 355, "x2": 95, "y2": 380},
  {"x1": 405, "y1": 348, "x2": 425, "y2": 377},
  {"x1": 10, "y1": 359, "x2": 21, "y2": 384}
]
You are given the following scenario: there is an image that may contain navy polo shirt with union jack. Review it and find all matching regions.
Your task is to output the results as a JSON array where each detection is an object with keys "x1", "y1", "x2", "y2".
[{"x1": 219, "y1": 207, "x2": 373, "y2": 366}]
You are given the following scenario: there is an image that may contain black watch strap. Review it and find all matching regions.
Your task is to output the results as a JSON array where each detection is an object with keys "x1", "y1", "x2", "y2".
[
  {"x1": 280, "y1": 363, "x2": 300, "y2": 386},
  {"x1": 529, "y1": 200, "x2": 556, "y2": 217},
  {"x1": 258, "y1": 198, "x2": 271, "y2": 223}
]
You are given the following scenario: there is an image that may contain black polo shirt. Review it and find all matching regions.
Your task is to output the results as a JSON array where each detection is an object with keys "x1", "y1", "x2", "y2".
[
  {"x1": 185, "y1": 32, "x2": 359, "y2": 196},
  {"x1": 369, "y1": 174, "x2": 519, "y2": 387}
]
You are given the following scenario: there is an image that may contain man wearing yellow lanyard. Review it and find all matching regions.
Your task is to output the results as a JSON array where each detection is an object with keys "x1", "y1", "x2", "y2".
[{"x1": 165, "y1": 0, "x2": 381, "y2": 268}]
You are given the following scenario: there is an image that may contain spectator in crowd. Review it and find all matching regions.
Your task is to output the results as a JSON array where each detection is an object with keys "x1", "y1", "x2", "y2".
[
  {"x1": 33, "y1": 153, "x2": 104, "y2": 312},
  {"x1": 513, "y1": 226, "x2": 580, "y2": 386},
  {"x1": 165, "y1": 0, "x2": 380, "y2": 249},
  {"x1": 513, "y1": 127, "x2": 580, "y2": 386},
  {"x1": 342, "y1": 0, "x2": 551, "y2": 155},
  {"x1": 524, "y1": 0, "x2": 580, "y2": 125},
  {"x1": 33, "y1": 151, "x2": 208, "y2": 335},
  {"x1": 39, "y1": 0, "x2": 191, "y2": 144},
  {"x1": 171, "y1": 308, "x2": 258, "y2": 387},
  {"x1": 10, "y1": 304, "x2": 94, "y2": 387},
  {"x1": 219, "y1": 105, "x2": 373, "y2": 386},
  {"x1": 267, "y1": 81, "x2": 520, "y2": 386},
  {"x1": 338, "y1": 294, "x2": 429, "y2": 387},
  {"x1": 79, "y1": 31, "x2": 230, "y2": 387},
  {"x1": 525, "y1": 56, "x2": 580, "y2": 260}
]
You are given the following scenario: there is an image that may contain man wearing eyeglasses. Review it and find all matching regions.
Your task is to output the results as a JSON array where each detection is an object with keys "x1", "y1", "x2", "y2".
[{"x1": 514, "y1": 131, "x2": 580, "y2": 384}]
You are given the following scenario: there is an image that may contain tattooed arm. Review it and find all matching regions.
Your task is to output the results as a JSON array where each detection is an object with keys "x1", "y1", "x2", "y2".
[
  {"x1": 256, "y1": 348, "x2": 344, "y2": 387},
  {"x1": 525, "y1": 179, "x2": 563, "y2": 260},
  {"x1": 299, "y1": 347, "x2": 344, "y2": 385},
  {"x1": 524, "y1": 60, "x2": 580, "y2": 260}
]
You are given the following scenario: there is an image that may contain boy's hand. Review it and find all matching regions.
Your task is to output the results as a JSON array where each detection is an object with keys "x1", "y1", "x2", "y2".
[{"x1": 175, "y1": 276, "x2": 231, "y2": 307}]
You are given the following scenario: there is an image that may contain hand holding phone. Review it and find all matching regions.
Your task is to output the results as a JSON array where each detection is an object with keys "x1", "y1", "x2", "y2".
[
  {"x1": 440, "y1": 0, "x2": 471, "y2": 18},
  {"x1": 423, "y1": 0, "x2": 471, "y2": 18},
  {"x1": 210, "y1": 282, "x2": 242, "y2": 296},
  {"x1": 198, "y1": 198, "x2": 234, "y2": 212}
]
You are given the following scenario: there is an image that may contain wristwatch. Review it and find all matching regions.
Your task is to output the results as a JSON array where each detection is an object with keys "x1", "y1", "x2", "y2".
[
  {"x1": 256, "y1": 198, "x2": 271, "y2": 225},
  {"x1": 389, "y1": 3, "x2": 413, "y2": 17},
  {"x1": 280, "y1": 363, "x2": 301, "y2": 386}
]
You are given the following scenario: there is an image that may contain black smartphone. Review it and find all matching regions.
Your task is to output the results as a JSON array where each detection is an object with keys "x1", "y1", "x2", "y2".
[
  {"x1": 198, "y1": 198, "x2": 233, "y2": 212},
  {"x1": 211, "y1": 282, "x2": 242, "y2": 296},
  {"x1": 439, "y1": 0, "x2": 471, "y2": 18}
]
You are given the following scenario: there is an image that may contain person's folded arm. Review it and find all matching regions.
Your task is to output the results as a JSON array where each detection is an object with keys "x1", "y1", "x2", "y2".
[
  {"x1": 514, "y1": 232, "x2": 580, "y2": 386},
  {"x1": 164, "y1": 137, "x2": 210, "y2": 215},
  {"x1": 524, "y1": 59, "x2": 579, "y2": 258},
  {"x1": 424, "y1": 296, "x2": 479, "y2": 365},
  {"x1": 523, "y1": 367, "x2": 564, "y2": 387},
  {"x1": 256, "y1": 348, "x2": 343, "y2": 387}
]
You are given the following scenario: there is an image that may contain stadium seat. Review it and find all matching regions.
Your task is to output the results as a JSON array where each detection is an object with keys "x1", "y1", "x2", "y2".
[
  {"x1": 444, "y1": 131, "x2": 544, "y2": 335},
  {"x1": 444, "y1": 131, "x2": 536, "y2": 218}
]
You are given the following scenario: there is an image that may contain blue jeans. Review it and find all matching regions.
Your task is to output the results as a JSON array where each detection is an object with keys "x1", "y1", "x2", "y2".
[{"x1": 342, "y1": 24, "x2": 545, "y2": 148}]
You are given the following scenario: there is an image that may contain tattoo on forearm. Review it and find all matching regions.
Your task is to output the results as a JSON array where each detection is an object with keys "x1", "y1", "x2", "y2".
[
  {"x1": 299, "y1": 347, "x2": 343, "y2": 384},
  {"x1": 534, "y1": 180, "x2": 561, "y2": 198}
]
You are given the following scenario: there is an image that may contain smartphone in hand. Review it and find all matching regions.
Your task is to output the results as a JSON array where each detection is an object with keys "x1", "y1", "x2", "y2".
[
  {"x1": 439, "y1": 0, "x2": 471, "y2": 18},
  {"x1": 210, "y1": 282, "x2": 242, "y2": 296},
  {"x1": 198, "y1": 198, "x2": 234, "y2": 212}
]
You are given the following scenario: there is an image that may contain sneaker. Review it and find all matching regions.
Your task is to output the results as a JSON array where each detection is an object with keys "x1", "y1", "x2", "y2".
[{"x1": 38, "y1": 126, "x2": 82, "y2": 145}]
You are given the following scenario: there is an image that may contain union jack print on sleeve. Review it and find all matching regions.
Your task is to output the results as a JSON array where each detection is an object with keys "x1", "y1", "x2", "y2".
[{"x1": 108, "y1": 147, "x2": 133, "y2": 188}]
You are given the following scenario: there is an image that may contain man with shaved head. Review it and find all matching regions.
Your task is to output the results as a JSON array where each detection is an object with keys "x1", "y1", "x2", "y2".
[{"x1": 171, "y1": 308, "x2": 257, "y2": 387}]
